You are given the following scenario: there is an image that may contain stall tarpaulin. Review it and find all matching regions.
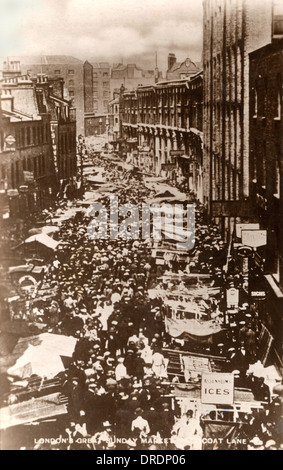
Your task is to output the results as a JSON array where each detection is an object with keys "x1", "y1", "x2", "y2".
[
  {"x1": 202, "y1": 420, "x2": 244, "y2": 450},
  {"x1": 165, "y1": 317, "x2": 224, "y2": 343},
  {"x1": 0, "y1": 392, "x2": 67, "y2": 429},
  {"x1": 6, "y1": 333, "x2": 77, "y2": 379},
  {"x1": 15, "y1": 234, "x2": 59, "y2": 251}
]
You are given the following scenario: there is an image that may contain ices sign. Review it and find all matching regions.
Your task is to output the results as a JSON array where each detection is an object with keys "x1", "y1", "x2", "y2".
[{"x1": 201, "y1": 373, "x2": 234, "y2": 405}]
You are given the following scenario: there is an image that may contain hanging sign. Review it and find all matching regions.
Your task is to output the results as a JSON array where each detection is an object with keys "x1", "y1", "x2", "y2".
[
  {"x1": 226, "y1": 288, "x2": 239, "y2": 308},
  {"x1": 235, "y1": 223, "x2": 259, "y2": 238},
  {"x1": 241, "y1": 230, "x2": 267, "y2": 248},
  {"x1": 201, "y1": 372, "x2": 234, "y2": 405}
]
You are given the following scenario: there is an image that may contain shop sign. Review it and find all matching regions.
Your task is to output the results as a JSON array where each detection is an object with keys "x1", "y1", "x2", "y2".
[
  {"x1": 23, "y1": 171, "x2": 34, "y2": 183},
  {"x1": 5, "y1": 135, "x2": 16, "y2": 145},
  {"x1": 5, "y1": 135, "x2": 16, "y2": 150},
  {"x1": 251, "y1": 291, "x2": 266, "y2": 298},
  {"x1": 226, "y1": 288, "x2": 239, "y2": 308},
  {"x1": 236, "y1": 245, "x2": 254, "y2": 257},
  {"x1": 18, "y1": 275, "x2": 38, "y2": 294},
  {"x1": 235, "y1": 223, "x2": 259, "y2": 238},
  {"x1": 170, "y1": 150, "x2": 184, "y2": 156},
  {"x1": 7, "y1": 189, "x2": 19, "y2": 197},
  {"x1": 201, "y1": 373, "x2": 234, "y2": 405},
  {"x1": 241, "y1": 230, "x2": 267, "y2": 248}
]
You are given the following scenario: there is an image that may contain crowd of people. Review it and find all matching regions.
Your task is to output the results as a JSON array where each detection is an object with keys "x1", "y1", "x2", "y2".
[{"x1": 1, "y1": 148, "x2": 282, "y2": 450}]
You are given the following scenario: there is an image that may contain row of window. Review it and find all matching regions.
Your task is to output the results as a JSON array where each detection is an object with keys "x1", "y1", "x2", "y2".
[
  {"x1": 93, "y1": 81, "x2": 109, "y2": 87},
  {"x1": 22, "y1": 154, "x2": 46, "y2": 178},
  {"x1": 93, "y1": 100, "x2": 109, "y2": 109},
  {"x1": 93, "y1": 91, "x2": 109, "y2": 97},
  {"x1": 15, "y1": 123, "x2": 50, "y2": 149},
  {"x1": 58, "y1": 132, "x2": 76, "y2": 154},
  {"x1": 58, "y1": 156, "x2": 76, "y2": 178},
  {"x1": 251, "y1": 141, "x2": 281, "y2": 196},
  {"x1": 93, "y1": 72, "x2": 109, "y2": 78},
  {"x1": 252, "y1": 74, "x2": 281, "y2": 119},
  {"x1": 55, "y1": 69, "x2": 75, "y2": 75}
]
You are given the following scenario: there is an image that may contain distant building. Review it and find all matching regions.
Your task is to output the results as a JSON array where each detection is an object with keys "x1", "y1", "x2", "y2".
[
  {"x1": 31, "y1": 74, "x2": 77, "y2": 182},
  {"x1": 0, "y1": 75, "x2": 54, "y2": 218},
  {"x1": 91, "y1": 62, "x2": 111, "y2": 114},
  {"x1": 121, "y1": 74, "x2": 203, "y2": 200},
  {"x1": 0, "y1": 63, "x2": 77, "y2": 219},
  {"x1": 166, "y1": 54, "x2": 201, "y2": 80},
  {"x1": 83, "y1": 61, "x2": 111, "y2": 136},
  {"x1": 110, "y1": 63, "x2": 161, "y2": 97},
  {"x1": 1, "y1": 56, "x2": 85, "y2": 135},
  {"x1": 108, "y1": 91, "x2": 120, "y2": 150}
]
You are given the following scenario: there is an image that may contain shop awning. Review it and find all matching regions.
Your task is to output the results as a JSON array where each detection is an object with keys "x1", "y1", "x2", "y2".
[
  {"x1": 6, "y1": 333, "x2": 77, "y2": 380},
  {"x1": 165, "y1": 317, "x2": 224, "y2": 342},
  {"x1": 14, "y1": 234, "x2": 59, "y2": 251},
  {"x1": 0, "y1": 392, "x2": 67, "y2": 429},
  {"x1": 28, "y1": 226, "x2": 59, "y2": 236}
]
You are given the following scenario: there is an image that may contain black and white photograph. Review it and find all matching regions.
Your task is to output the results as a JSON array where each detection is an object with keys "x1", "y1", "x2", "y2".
[{"x1": 0, "y1": 0, "x2": 282, "y2": 452}]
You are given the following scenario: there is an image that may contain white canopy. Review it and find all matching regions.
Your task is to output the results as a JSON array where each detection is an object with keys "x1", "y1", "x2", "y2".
[
  {"x1": 8, "y1": 333, "x2": 77, "y2": 380},
  {"x1": 23, "y1": 233, "x2": 59, "y2": 250}
]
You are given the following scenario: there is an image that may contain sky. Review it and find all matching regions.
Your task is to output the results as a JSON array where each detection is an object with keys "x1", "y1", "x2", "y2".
[{"x1": 0, "y1": 0, "x2": 203, "y2": 72}]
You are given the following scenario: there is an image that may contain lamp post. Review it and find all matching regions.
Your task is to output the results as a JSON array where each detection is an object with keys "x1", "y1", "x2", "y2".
[
  {"x1": 99, "y1": 118, "x2": 103, "y2": 136},
  {"x1": 106, "y1": 116, "x2": 109, "y2": 153},
  {"x1": 77, "y1": 134, "x2": 85, "y2": 194}
]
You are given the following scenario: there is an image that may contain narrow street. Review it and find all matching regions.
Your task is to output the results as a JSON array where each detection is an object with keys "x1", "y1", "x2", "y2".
[{"x1": 0, "y1": 141, "x2": 281, "y2": 450}]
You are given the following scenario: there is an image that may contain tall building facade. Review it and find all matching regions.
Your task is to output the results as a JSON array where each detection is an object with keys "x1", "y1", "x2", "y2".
[
  {"x1": 1, "y1": 56, "x2": 84, "y2": 135},
  {"x1": 249, "y1": 38, "x2": 283, "y2": 357},
  {"x1": 203, "y1": 0, "x2": 273, "y2": 237},
  {"x1": 121, "y1": 74, "x2": 203, "y2": 200},
  {"x1": 0, "y1": 64, "x2": 77, "y2": 220},
  {"x1": 0, "y1": 75, "x2": 54, "y2": 218},
  {"x1": 83, "y1": 61, "x2": 111, "y2": 136},
  {"x1": 91, "y1": 62, "x2": 111, "y2": 114}
]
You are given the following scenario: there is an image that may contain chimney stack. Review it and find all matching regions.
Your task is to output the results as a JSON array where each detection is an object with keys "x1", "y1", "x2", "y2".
[{"x1": 168, "y1": 53, "x2": 176, "y2": 71}]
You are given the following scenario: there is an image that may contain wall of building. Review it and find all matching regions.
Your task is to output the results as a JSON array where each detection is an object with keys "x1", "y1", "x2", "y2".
[
  {"x1": 0, "y1": 113, "x2": 56, "y2": 219},
  {"x1": 83, "y1": 61, "x2": 93, "y2": 114},
  {"x1": 121, "y1": 75, "x2": 203, "y2": 200},
  {"x1": 166, "y1": 57, "x2": 201, "y2": 80},
  {"x1": 202, "y1": 0, "x2": 272, "y2": 237},
  {"x1": 91, "y1": 63, "x2": 110, "y2": 115},
  {"x1": 249, "y1": 39, "x2": 283, "y2": 289},
  {"x1": 13, "y1": 60, "x2": 84, "y2": 135},
  {"x1": 0, "y1": 67, "x2": 78, "y2": 219},
  {"x1": 110, "y1": 64, "x2": 156, "y2": 98}
]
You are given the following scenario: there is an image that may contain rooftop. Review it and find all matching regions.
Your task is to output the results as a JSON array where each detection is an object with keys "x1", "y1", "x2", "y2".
[{"x1": 1, "y1": 55, "x2": 84, "y2": 66}]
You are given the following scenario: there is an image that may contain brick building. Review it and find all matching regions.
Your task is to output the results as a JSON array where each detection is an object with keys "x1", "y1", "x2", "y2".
[
  {"x1": 110, "y1": 63, "x2": 161, "y2": 98},
  {"x1": 83, "y1": 61, "x2": 111, "y2": 136},
  {"x1": 249, "y1": 38, "x2": 283, "y2": 357},
  {"x1": 166, "y1": 54, "x2": 201, "y2": 80},
  {"x1": 202, "y1": 0, "x2": 273, "y2": 238},
  {"x1": 121, "y1": 74, "x2": 203, "y2": 200},
  {"x1": 0, "y1": 76, "x2": 54, "y2": 218},
  {"x1": 108, "y1": 92, "x2": 120, "y2": 149},
  {"x1": 1, "y1": 56, "x2": 85, "y2": 136},
  {"x1": 0, "y1": 65, "x2": 77, "y2": 219},
  {"x1": 31, "y1": 74, "x2": 77, "y2": 182}
]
